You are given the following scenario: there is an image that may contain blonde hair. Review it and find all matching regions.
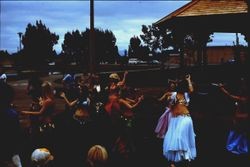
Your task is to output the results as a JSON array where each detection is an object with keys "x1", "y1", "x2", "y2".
[
  {"x1": 109, "y1": 73, "x2": 120, "y2": 81},
  {"x1": 41, "y1": 81, "x2": 54, "y2": 99},
  {"x1": 87, "y1": 145, "x2": 108, "y2": 167},
  {"x1": 31, "y1": 148, "x2": 54, "y2": 166}
]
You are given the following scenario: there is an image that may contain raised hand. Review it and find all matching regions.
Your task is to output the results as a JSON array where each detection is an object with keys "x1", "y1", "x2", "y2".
[
  {"x1": 185, "y1": 74, "x2": 191, "y2": 81},
  {"x1": 60, "y1": 92, "x2": 66, "y2": 98}
]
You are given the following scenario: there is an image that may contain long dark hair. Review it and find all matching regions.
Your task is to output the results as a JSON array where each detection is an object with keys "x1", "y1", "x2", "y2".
[
  {"x1": 176, "y1": 80, "x2": 188, "y2": 94},
  {"x1": 41, "y1": 81, "x2": 54, "y2": 99},
  {"x1": 0, "y1": 82, "x2": 14, "y2": 109}
]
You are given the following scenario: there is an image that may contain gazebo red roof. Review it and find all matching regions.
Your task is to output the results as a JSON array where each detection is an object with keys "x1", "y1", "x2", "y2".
[{"x1": 155, "y1": 0, "x2": 248, "y2": 26}]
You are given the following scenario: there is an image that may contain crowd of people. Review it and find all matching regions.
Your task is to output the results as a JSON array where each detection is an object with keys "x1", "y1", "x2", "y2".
[{"x1": 0, "y1": 70, "x2": 249, "y2": 167}]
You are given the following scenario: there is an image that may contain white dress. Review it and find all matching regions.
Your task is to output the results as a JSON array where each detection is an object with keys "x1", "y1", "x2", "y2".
[{"x1": 163, "y1": 92, "x2": 196, "y2": 162}]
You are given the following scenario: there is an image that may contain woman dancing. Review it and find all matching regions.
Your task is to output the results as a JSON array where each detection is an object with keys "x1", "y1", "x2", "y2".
[{"x1": 163, "y1": 74, "x2": 196, "y2": 166}]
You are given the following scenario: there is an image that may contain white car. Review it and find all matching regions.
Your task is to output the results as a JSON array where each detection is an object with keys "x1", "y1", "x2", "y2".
[
  {"x1": 128, "y1": 58, "x2": 141, "y2": 64},
  {"x1": 148, "y1": 60, "x2": 160, "y2": 64}
]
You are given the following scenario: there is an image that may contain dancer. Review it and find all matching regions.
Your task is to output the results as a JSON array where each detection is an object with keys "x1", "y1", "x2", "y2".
[
  {"x1": 21, "y1": 81, "x2": 56, "y2": 150},
  {"x1": 155, "y1": 79, "x2": 177, "y2": 139},
  {"x1": 218, "y1": 78, "x2": 249, "y2": 158},
  {"x1": 163, "y1": 74, "x2": 196, "y2": 166}
]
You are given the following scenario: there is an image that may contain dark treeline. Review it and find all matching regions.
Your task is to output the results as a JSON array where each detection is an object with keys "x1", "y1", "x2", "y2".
[
  {"x1": 0, "y1": 21, "x2": 182, "y2": 71},
  {"x1": 1, "y1": 20, "x2": 248, "y2": 73},
  {"x1": 1, "y1": 20, "x2": 121, "y2": 71}
]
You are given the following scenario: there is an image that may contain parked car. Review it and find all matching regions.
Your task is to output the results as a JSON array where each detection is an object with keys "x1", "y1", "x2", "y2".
[
  {"x1": 148, "y1": 60, "x2": 160, "y2": 64},
  {"x1": 128, "y1": 58, "x2": 146, "y2": 64},
  {"x1": 128, "y1": 58, "x2": 139, "y2": 64}
]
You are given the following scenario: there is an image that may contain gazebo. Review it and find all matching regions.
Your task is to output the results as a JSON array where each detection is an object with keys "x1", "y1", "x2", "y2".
[{"x1": 154, "y1": 0, "x2": 250, "y2": 68}]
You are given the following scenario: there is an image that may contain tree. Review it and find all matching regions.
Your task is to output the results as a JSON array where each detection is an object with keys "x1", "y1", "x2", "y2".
[
  {"x1": 62, "y1": 30, "x2": 84, "y2": 65},
  {"x1": 22, "y1": 20, "x2": 59, "y2": 69},
  {"x1": 61, "y1": 28, "x2": 119, "y2": 67},
  {"x1": 128, "y1": 36, "x2": 150, "y2": 60},
  {"x1": 128, "y1": 36, "x2": 141, "y2": 58},
  {"x1": 93, "y1": 29, "x2": 118, "y2": 64},
  {"x1": 140, "y1": 25, "x2": 174, "y2": 55}
]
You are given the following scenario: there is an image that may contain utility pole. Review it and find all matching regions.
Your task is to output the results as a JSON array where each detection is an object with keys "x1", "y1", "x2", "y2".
[
  {"x1": 89, "y1": 0, "x2": 95, "y2": 74},
  {"x1": 235, "y1": 33, "x2": 241, "y2": 64},
  {"x1": 17, "y1": 32, "x2": 23, "y2": 52}
]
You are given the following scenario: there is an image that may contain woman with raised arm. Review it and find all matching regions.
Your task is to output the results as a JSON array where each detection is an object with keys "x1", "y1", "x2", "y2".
[
  {"x1": 22, "y1": 81, "x2": 55, "y2": 128},
  {"x1": 104, "y1": 71, "x2": 128, "y2": 116},
  {"x1": 21, "y1": 81, "x2": 55, "y2": 149},
  {"x1": 118, "y1": 87, "x2": 144, "y2": 128},
  {"x1": 163, "y1": 74, "x2": 196, "y2": 167},
  {"x1": 110, "y1": 87, "x2": 143, "y2": 164},
  {"x1": 218, "y1": 78, "x2": 249, "y2": 157},
  {"x1": 108, "y1": 71, "x2": 128, "y2": 94}
]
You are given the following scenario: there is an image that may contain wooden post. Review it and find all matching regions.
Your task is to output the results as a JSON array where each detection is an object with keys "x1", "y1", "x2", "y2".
[
  {"x1": 193, "y1": 31, "x2": 211, "y2": 67},
  {"x1": 173, "y1": 29, "x2": 185, "y2": 68},
  {"x1": 89, "y1": 0, "x2": 95, "y2": 74},
  {"x1": 242, "y1": 1, "x2": 250, "y2": 76}
]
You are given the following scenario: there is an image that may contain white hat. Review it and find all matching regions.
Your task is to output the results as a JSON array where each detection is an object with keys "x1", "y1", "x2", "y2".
[
  {"x1": 109, "y1": 73, "x2": 120, "y2": 81},
  {"x1": 31, "y1": 148, "x2": 54, "y2": 166}
]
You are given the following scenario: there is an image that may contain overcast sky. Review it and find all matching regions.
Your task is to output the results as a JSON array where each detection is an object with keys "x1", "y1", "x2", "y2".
[{"x1": 0, "y1": 0, "x2": 247, "y2": 54}]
